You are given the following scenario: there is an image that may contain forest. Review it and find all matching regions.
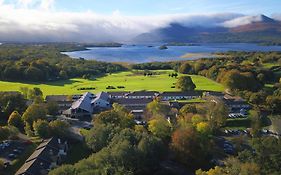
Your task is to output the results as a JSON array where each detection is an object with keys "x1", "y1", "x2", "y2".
[{"x1": 0, "y1": 43, "x2": 126, "y2": 82}]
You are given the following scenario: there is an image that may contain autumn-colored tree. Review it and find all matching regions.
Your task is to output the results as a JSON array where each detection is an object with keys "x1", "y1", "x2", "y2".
[
  {"x1": 146, "y1": 100, "x2": 170, "y2": 119},
  {"x1": 176, "y1": 76, "x2": 196, "y2": 91},
  {"x1": 22, "y1": 104, "x2": 46, "y2": 126},
  {"x1": 33, "y1": 119, "x2": 50, "y2": 138},
  {"x1": 8, "y1": 111, "x2": 23, "y2": 129},
  {"x1": 148, "y1": 116, "x2": 172, "y2": 142},
  {"x1": 179, "y1": 62, "x2": 193, "y2": 74},
  {"x1": 171, "y1": 126, "x2": 210, "y2": 168}
]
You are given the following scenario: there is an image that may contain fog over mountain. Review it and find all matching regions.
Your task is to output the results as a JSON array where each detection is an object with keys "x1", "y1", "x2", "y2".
[{"x1": 0, "y1": 1, "x2": 280, "y2": 42}]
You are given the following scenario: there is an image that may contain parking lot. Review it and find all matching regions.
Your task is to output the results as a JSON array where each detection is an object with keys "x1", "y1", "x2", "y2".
[{"x1": 0, "y1": 140, "x2": 31, "y2": 168}]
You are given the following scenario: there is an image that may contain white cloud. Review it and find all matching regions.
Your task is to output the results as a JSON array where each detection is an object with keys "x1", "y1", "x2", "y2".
[
  {"x1": 0, "y1": 1, "x2": 276, "y2": 42},
  {"x1": 222, "y1": 15, "x2": 264, "y2": 27}
]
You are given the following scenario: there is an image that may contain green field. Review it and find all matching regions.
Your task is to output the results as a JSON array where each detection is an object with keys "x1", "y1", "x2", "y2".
[{"x1": 0, "y1": 70, "x2": 224, "y2": 96}]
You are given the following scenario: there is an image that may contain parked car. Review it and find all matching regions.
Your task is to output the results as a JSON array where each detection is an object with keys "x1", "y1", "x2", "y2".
[
  {"x1": 8, "y1": 153, "x2": 17, "y2": 159},
  {"x1": 13, "y1": 149, "x2": 22, "y2": 154}
]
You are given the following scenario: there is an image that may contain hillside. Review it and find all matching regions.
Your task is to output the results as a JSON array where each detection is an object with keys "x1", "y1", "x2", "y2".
[{"x1": 134, "y1": 15, "x2": 281, "y2": 44}]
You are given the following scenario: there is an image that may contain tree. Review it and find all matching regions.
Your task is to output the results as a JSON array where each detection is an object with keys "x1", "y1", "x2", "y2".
[
  {"x1": 0, "y1": 93, "x2": 26, "y2": 121},
  {"x1": 266, "y1": 96, "x2": 281, "y2": 114},
  {"x1": 49, "y1": 120, "x2": 70, "y2": 138},
  {"x1": 0, "y1": 159, "x2": 4, "y2": 171},
  {"x1": 207, "y1": 99, "x2": 228, "y2": 131},
  {"x1": 85, "y1": 124, "x2": 119, "y2": 152},
  {"x1": 171, "y1": 126, "x2": 210, "y2": 168},
  {"x1": 45, "y1": 101, "x2": 59, "y2": 116},
  {"x1": 0, "y1": 126, "x2": 10, "y2": 141},
  {"x1": 146, "y1": 100, "x2": 170, "y2": 119},
  {"x1": 148, "y1": 116, "x2": 172, "y2": 142},
  {"x1": 49, "y1": 165, "x2": 76, "y2": 175},
  {"x1": 249, "y1": 109, "x2": 261, "y2": 137},
  {"x1": 8, "y1": 111, "x2": 23, "y2": 129},
  {"x1": 179, "y1": 104, "x2": 197, "y2": 115},
  {"x1": 22, "y1": 104, "x2": 46, "y2": 126},
  {"x1": 27, "y1": 87, "x2": 43, "y2": 103},
  {"x1": 179, "y1": 62, "x2": 193, "y2": 74},
  {"x1": 176, "y1": 76, "x2": 196, "y2": 91},
  {"x1": 33, "y1": 119, "x2": 50, "y2": 138}
]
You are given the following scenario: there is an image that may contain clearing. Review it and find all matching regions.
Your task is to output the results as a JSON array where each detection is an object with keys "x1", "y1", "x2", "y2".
[{"x1": 0, "y1": 70, "x2": 225, "y2": 96}]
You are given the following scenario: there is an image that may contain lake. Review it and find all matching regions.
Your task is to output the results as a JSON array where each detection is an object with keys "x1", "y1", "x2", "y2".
[{"x1": 63, "y1": 43, "x2": 281, "y2": 63}]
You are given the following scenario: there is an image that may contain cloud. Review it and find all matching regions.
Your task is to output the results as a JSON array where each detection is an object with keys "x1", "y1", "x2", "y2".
[
  {"x1": 0, "y1": 1, "x2": 277, "y2": 42},
  {"x1": 222, "y1": 15, "x2": 264, "y2": 27}
]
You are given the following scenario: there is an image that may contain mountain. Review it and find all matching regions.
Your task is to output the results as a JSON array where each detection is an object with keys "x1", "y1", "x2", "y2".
[{"x1": 134, "y1": 15, "x2": 281, "y2": 44}]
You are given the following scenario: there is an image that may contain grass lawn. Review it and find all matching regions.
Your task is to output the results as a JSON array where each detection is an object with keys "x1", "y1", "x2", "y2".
[
  {"x1": 225, "y1": 118, "x2": 251, "y2": 129},
  {"x1": 0, "y1": 70, "x2": 224, "y2": 96}
]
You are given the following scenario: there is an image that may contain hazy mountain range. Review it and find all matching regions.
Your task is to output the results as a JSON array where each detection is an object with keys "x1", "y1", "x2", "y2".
[{"x1": 134, "y1": 15, "x2": 281, "y2": 44}]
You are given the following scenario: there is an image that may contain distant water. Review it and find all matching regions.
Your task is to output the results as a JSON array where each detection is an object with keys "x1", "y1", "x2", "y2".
[{"x1": 63, "y1": 43, "x2": 281, "y2": 63}]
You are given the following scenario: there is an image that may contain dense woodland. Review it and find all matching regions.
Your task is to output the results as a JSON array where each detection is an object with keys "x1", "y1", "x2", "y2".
[{"x1": 0, "y1": 43, "x2": 126, "y2": 82}]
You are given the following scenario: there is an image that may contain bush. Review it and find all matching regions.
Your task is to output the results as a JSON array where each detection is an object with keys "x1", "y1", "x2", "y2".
[{"x1": 106, "y1": 86, "x2": 116, "y2": 89}]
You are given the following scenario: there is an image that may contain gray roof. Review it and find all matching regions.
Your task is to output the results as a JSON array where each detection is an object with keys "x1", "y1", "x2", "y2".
[
  {"x1": 113, "y1": 98, "x2": 153, "y2": 105},
  {"x1": 160, "y1": 91, "x2": 202, "y2": 97},
  {"x1": 126, "y1": 91, "x2": 159, "y2": 97},
  {"x1": 107, "y1": 91, "x2": 129, "y2": 96},
  {"x1": 45, "y1": 95, "x2": 68, "y2": 102},
  {"x1": 91, "y1": 92, "x2": 109, "y2": 103},
  {"x1": 71, "y1": 92, "x2": 94, "y2": 113}
]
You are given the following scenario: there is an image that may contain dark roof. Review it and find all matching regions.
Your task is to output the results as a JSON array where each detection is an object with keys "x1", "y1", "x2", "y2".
[
  {"x1": 26, "y1": 145, "x2": 58, "y2": 163},
  {"x1": 223, "y1": 99, "x2": 250, "y2": 106},
  {"x1": 126, "y1": 91, "x2": 159, "y2": 96},
  {"x1": 36, "y1": 137, "x2": 61, "y2": 151},
  {"x1": 45, "y1": 95, "x2": 68, "y2": 102},
  {"x1": 0, "y1": 91, "x2": 21, "y2": 95},
  {"x1": 16, "y1": 158, "x2": 51, "y2": 175},
  {"x1": 160, "y1": 91, "x2": 202, "y2": 97},
  {"x1": 113, "y1": 98, "x2": 153, "y2": 105},
  {"x1": 16, "y1": 137, "x2": 63, "y2": 175}
]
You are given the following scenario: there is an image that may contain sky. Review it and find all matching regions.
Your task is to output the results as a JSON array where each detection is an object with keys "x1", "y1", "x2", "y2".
[{"x1": 0, "y1": 0, "x2": 281, "y2": 42}]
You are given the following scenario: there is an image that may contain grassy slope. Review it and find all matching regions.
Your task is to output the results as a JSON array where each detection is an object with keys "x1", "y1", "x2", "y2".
[{"x1": 0, "y1": 70, "x2": 224, "y2": 96}]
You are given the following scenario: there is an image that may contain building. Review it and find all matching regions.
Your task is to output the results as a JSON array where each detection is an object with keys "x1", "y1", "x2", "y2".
[
  {"x1": 63, "y1": 92, "x2": 111, "y2": 119},
  {"x1": 107, "y1": 92, "x2": 129, "y2": 99},
  {"x1": 16, "y1": 137, "x2": 68, "y2": 175},
  {"x1": 45, "y1": 95, "x2": 73, "y2": 114},
  {"x1": 204, "y1": 91, "x2": 225, "y2": 99},
  {"x1": 91, "y1": 92, "x2": 111, "y2": 109},
  {"x1": 125, "y1": 91, "x2": 159, "y2": 99},
  {"x1": 159, "y1": 91, "x2": 202, "y2": 101},
  {"x1": 113, "y1": 98, "x2": 153, "y2": 120},
  {"x1": 63, "y1": 92, "x2": 95, "y2": 119}
]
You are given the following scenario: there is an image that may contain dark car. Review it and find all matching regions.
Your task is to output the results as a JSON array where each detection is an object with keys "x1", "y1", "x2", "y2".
[
  {"x1": 13, "y1": 149, "x2": 22, "y2": 154},
  {"x1": 8, "y1": 153, "x2": 17, "y2": 159}
]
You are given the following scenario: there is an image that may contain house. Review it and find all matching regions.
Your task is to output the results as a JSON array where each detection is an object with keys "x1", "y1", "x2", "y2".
[
  {"x1": 125, "y1": 91, "x2": 159, "y2": 99},
  {"x1": 107, "y1": 92, "x2": 129, "y2": 99},
  {"x1": 16, "y1": 137, "x2": 68, "y2": 175},
  {"x1": 63, "y1": 92, "x2": 95, "y2": 119},
  {"x1": 63, "y1": 92, "x2": 111, "y2": 119},
  {"x1": 113, "y1": 98, "x2": 153, "y2": 120},
  {"x1": 45, "y1": 95, "x2": 73, "y2": 113},
  {"x1": 92, "y1": 92, "x2": 111, "y2": 109},
  {"x1": 159, "y1": 91, "x2": 202, "y2": 101}
]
